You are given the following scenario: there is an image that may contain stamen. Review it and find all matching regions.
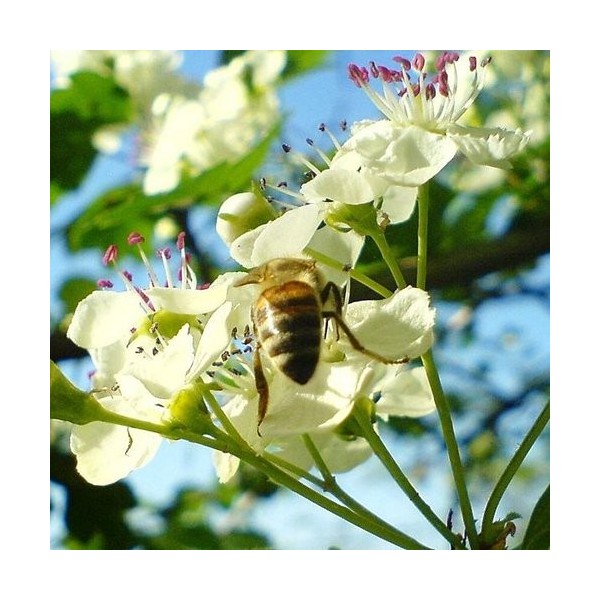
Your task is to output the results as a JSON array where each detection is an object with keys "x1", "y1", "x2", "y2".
[
  {"x1": 128, "y1": 232, "x2": 159, "y2": 287},
  {"x1": 348, "y1": 63, "x2": 369, "y2": 87},
  {"x1": 97, "y1": 279, "x2": 113, "y2": 289},
  {"x1": 102, "y1": 244, "x2": 118, "y2": 266},
  {"x1": 318, "y1": 122, "x2": 342, "y2": 151},
  {"x1": 305, "y1": 137, "x2": 332, "y2": 167},
  {"x1": 413, "y1": 52, "x2": 425, "y2": 72},
  {"x1": 281, "y1": 143, "x2": 322, "y2": 175},
  {"x1": 392, "y1": 55, "x2": 412, "y2": 71},
  {"x1": 176, "y1": 232, "x2": 188, "y2": 289},
  {"x1": 263, "y1": 180, "x2": 305, "y2": 205},
  {"x1": 157, "y1": 248, "x2": 174, "y2": 288}
]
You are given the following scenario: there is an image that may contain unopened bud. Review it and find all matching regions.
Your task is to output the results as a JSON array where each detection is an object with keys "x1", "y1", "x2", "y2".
[{"x1": 216, "y1": 190, "x2": 277, "y2": 245}]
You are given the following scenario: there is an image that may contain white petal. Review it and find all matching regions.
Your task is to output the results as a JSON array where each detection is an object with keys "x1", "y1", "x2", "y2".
[
  {"x1": 258, "y1": 361, "x2": 360, "y2": 438},
  {"x1": 89, "y1": 341, "x2": 127, "y2": 385},
  {"x1": 230, "y1": 224, "x2": 268, "y2": 268},
  {"x1": 311, "y1": 432, "x2": 373, "y2": 473},
  {"x1": 67, "y1": 290, "x2": 143, "y2": 349},
  {"x1": 251, "y1": 203, "x2": 323, "y2": 266},
  {"x1": 123, "y1": 325, "x2": 195, "y2": 398},
  {"x1": 275, "y1": 431, "x2": 373, "y2": 474},
  {"x1": 70, "y1": 392, "x2": 163, "y2": 486},
  {"x1": 147, "y1": 285, "x2": 227, "y2": 315},
  {"x1": 307, "y1": 228, "x2": 365, "y2": 286},
  {"x1": 447, "y1": 125, "x2": 531, "y2": 168},
  {"x1": 350, "y1": 121, "x2": 457, "y2": 186},
  {"x1": 375, "y1": 366, "x2": 435, "y2": 418},
  {"x1": 380, "y1": 185, "x2": 418, "y2": 224},
  {"x1": 213, "y1": 450, "x2": 241, "y2": 484},
  {"x1": 216, "y1": 191, "x2": 276, "y2": 245},
  {"x1": 343, "y1": 287, "x2": 436, "y2": 360},
  {"x1": 188, "y1": 302, "x2": 233, "y2": 378},
  {"x1": 300, "y1": 169, "x2": 374, "y2": 205}
]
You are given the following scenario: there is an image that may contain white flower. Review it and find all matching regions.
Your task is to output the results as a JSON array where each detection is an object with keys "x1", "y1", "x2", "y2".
[
  {"x1": 345, "y1": 52, "x2": 531, "y2": 187},
  {"x1": 51, "y1": 50, "x2": 194, "y2": 154},
  {"x1": 142, "y1": 51, "x2": 286, "y2": 195},
  {"x1": 211, "y1": 285, "x2": 436, "y2": 482},
  {"x1": 218, "y1": 191, "x2": 365, "y2": 286},
  {"x1": 66, "y1": 232, "x2": 235, "y2": 485},
  {"x1": 299, "y1": 138, "x2": 419, "y2": 225}
]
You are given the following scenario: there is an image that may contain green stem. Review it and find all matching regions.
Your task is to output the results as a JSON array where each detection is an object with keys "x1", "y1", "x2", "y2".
[
  {"x1": 194, "y1": 388, "x2": 429, "y2": 549},
  {"x1": 482, "y1": 401, "x2": 550, "y2": 535},
  {"x1": 421, "y1": 350, "x2": 480, "y2": 549},
  {"x1": 416, "y1": 183, "x2": 429, "y2": 289},
  {"x1": 305, "y1": 247, "x2": 392, "y2": 298},
  {"x1": 370, "y1": 230, "x2": 407, "y2": 290},
  {"x1": 201, "y1": 388, "x2": 249, "y2": 447},
  {"x1": 239, "y1": 444, "x2": 430, "y2": 549},
  {"x1": 302, "y1": 434, "x2": 429, "y2": 548},
  {"x1": 351, "y1": 410, "x2": 463, "y2": 549},
  {"x1": 89, "y1": 405, "x2": 230, "y2": 453}
]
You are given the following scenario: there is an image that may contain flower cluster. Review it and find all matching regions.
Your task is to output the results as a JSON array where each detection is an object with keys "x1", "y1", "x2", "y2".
[
  {"x1": 65, "y1": 225, "x2": 436, "y2": 485},
  {"x1": 142, "y1": 50, "x2": 286, "y2": 195},
  {"x1": 51, "y1": 50, "x2": 286, "y2": 195},
  {"x1": 66, "y1": 232, "x2": 237, "y2": 484},
  {"x1": 60, "y1": 51, "x2": 531, "y2": 489},
  {"x1": 217, "y1": 52, "x2": 530, "y2": 273}
]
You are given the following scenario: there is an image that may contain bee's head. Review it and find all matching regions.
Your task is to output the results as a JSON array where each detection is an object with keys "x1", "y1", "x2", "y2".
[{"x1": 234, "y1": 258, "x2": 321, "y2": 290}]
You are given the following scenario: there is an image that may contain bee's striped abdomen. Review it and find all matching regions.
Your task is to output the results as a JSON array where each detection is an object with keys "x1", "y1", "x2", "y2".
[{"x1": 254, "y1": 280, "x2": 322, "y2": 384}]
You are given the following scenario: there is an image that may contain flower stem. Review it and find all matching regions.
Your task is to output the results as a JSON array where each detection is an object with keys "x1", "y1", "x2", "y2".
[
  {"x1": 305, "y1": 247, "x2": 393, "y2": 298},
  {"x1": 302, "y1": 434, "x2": 432, "y2": 548},
  {"x1": 188, "y1": 387, "x2": 429, "y2": 549},
  {"x1": 481, "y1": 401, "x2": 550, "y2": 536},
  {"x1": 421, "y1": 350, "x2": 480, "y2": 549},
  {"x1": 351, "y1": 409, "x2": 464, "y2": 549},
  {"x1": 370, "y1": 229, "x2": 407, "y2": 290},
  {"x1": 90, "y1": 404, "x2": 230, "y2": 452},
  {"x1": 201, "y1": 388, "x2": 249, "y2": 447},
  {"x1": 416, "y1": 183, "x2": 430, "y2": 289},
  {"x1": 59, "y1": 397, "x2": 430, "y2": 549},
  {"x1": 238, "y1": 443, "x2": 431, "y2": 549}
]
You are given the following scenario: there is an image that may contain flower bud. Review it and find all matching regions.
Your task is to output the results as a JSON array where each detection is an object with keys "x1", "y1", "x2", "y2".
[
  {"x1": 325, "y1": 202, "x2": 380, "y2": 237},
  {"x1": 168, "y1": 382, "x2": 214, "y2": 434},
  {"x1": 334, "y1": 396, "x2": 377, "y2": 440},
  {"x1": 216, "y1": 190, "x2": 277, "y2": 245},
  {"x1": 50, "y1": 360, "x2": 106, "y2": 425}
]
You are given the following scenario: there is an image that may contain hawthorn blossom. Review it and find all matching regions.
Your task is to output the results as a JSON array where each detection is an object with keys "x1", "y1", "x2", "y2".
[
  {"x1": 50, "y1": 50, "x2": 195, "y2": 153},
  {"x1": 217, "y1": 190, "x2": 365, "y2": 286},
  {"x1": 142, "y1": 50, "x2": 286, "y2": 195},
  {"x1": 211, "y1": 284, "x2": 436, "y2": 482},
  {"x1": 345, "y1": 51, "x2": 531, "y2": 188},
  {"x1": 66, "y1": 233, "x2": 235, "y2": 485}
]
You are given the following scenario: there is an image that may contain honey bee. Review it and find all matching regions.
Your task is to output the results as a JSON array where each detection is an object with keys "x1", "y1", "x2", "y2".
[{"x1": 234, "y1": 258, "x2": 407, "y2": 430}]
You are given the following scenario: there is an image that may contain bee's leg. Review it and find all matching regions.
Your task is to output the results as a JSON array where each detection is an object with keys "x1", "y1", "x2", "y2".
[
  {"x1": 322, "y1": 310, "x2": 409, "y2": 365},
  {"x1": 253, "y1": 342, "x2": 269, "y2": 435},
  {"x1": 320, "y1": 281, "x2": 344, "y2": 340}
]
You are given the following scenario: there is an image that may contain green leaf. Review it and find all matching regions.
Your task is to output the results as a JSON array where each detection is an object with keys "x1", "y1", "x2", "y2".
[
  {"x1": 220, "y1": 50, "x2": 246, "y2": 65},
  {"x1": 281, "y1": 50, "x2": 329, "y2": 80},
  {"x1": 50, "y1": 71, "x2": 133, "y2": 200},
  {"x1": 520, "y1": 485, "x2": 550, "y2": 549},
  {"x1": 219, "y1": 50, "x2": 329, "y2": 81},
  {"x1": 221, "y1": 530, "x2": 270, "y2": 550},
  {"x1": 59, "y1": 277, "x2": 98, "y2": 314}
]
